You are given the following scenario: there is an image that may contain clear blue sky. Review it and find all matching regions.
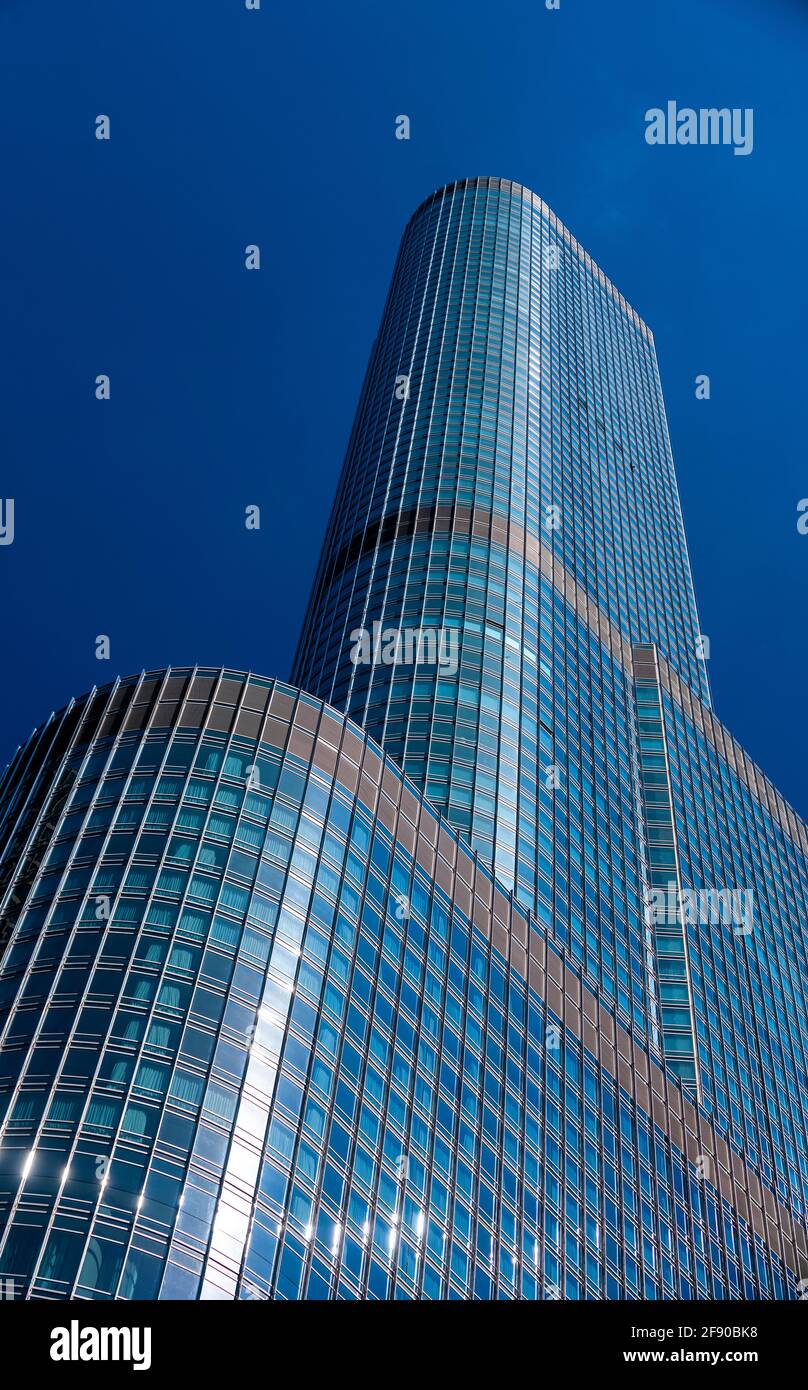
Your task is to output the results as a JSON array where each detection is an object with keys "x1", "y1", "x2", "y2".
[{"x1": 1, "y1": 0, "x2": 806, "y2": 818}]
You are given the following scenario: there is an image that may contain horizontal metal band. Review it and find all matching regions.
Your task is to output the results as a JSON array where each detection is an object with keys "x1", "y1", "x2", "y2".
[{"x1": 323, "y1": 504, "x2": 807, "y2": 858}]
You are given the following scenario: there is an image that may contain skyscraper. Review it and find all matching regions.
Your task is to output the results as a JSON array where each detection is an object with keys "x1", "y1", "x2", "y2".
[
  {"x1": 293, "y1": 176, "x2": 712, "y2": 896},
  {"x1": 0, "y1": 180, "x2": 806, "y2": 1301}
]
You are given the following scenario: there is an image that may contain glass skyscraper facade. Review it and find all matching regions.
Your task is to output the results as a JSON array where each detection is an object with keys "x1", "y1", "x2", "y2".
[
  {"x1": 293, "y1": 176, "x2": 711, "y2": 907},
  {"x1": 0, "y1": 179, "x2": 806, "y2": 1302}
]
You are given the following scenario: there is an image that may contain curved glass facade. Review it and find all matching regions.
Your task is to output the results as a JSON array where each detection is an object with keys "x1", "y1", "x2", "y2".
[
  {"x1": 293, "y1": 177, "x2": 710, "y2": 909},
  {"x1": 0, "y1": 667, "x2": 805, "y2": 1301},
  {"x1": 0, "y1": 184, "x2": 806, "y2": 1303}
]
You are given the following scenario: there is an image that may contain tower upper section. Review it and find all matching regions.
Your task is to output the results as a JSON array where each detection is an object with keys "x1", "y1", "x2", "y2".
[{"x1": 293, "y1": 177, "x2": 710, "y2": 902}]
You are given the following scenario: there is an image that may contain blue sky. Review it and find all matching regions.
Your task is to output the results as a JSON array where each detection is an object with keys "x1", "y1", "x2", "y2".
[{"x1": 1, "y1": 0, "x2": 806, "y2": 817}]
